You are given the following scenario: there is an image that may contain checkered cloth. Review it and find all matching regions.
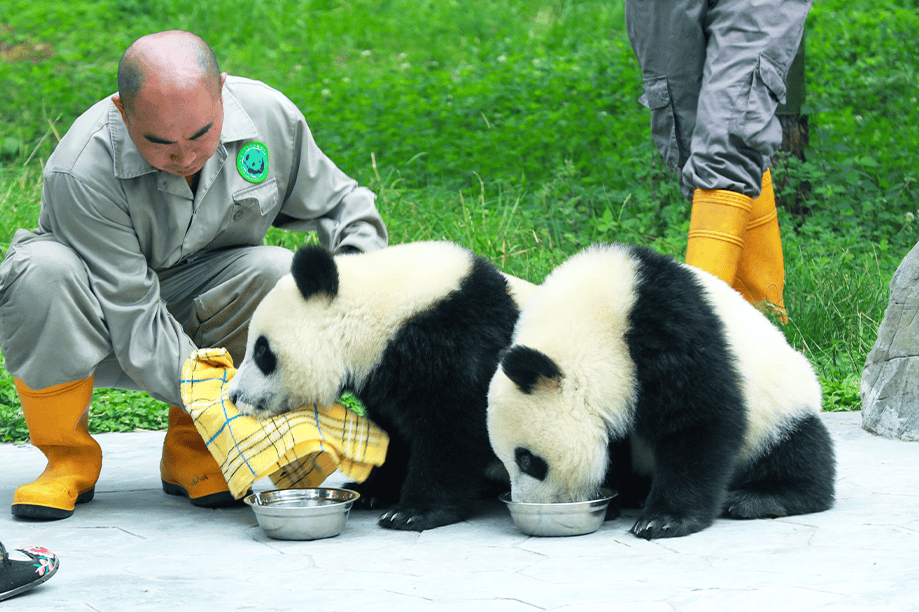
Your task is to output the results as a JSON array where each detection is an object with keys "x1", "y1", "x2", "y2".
[{"x1": 179, "y1": 348, "x2": 389, "y2": 499}]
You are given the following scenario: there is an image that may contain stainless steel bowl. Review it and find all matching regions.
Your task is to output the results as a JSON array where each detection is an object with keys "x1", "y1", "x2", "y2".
[
  {"x1": 499, "y1": 488, "x2": 617, "y2": 537},
  {"x1": 244, "y1": 488, "x2": 360, "y2": 540}
]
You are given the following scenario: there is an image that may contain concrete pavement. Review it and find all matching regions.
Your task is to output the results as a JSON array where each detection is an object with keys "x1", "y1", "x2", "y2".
[{"x1": 2, "y1": 411, "x2": 918, "y2": 611}]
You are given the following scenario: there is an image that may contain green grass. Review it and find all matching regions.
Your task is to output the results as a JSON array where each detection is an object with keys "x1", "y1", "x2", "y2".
[{"x1": 2, "y1": 0, "x2": 918, "y2": 441}]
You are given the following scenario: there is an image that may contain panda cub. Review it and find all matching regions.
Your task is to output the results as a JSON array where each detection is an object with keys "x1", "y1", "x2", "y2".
[
  {"x1": 487, "y1": 243, "x2": 836, "y2": 540},
  {"x1": 228, "y1": 241, "x2": 534, "y2": 531}
]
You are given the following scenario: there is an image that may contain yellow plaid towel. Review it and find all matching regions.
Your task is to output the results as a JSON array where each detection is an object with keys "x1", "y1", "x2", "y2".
[{"x1": 179, "y1": 348, "x2": 389, "y2": 499}]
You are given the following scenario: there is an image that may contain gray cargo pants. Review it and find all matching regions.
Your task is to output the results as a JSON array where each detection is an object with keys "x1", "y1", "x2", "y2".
[
  {"x1": 0, "y1": 231, "x2": 292, "y2": 406},
  {"x1": 625, "y1": 0, "x2": 811, "y2": 199}
]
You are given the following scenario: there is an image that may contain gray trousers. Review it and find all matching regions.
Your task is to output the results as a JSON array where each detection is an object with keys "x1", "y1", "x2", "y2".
[
  {"x1": 625, "y1": 0, "x2": 811, "y2": 199},
  {"x1": 0, "y1": 231, "x2": 292, "y2": 406}
]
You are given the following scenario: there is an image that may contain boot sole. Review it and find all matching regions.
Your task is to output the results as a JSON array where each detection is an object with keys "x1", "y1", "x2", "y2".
[
  {"x1": 161, "y1": 479, "x2": 246, "y2": 508},
  {"x1": 11, "y1": 487, "x2": 95, "y2": 520}
]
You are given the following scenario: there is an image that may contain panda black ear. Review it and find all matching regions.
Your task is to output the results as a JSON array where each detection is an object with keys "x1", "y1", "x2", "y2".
[
  {"x1": 291, "y1": 245, "x2": 339, "y2": 300},
  {"x1": 501, "y1": 346, "x2": 562, "y2": 394}
]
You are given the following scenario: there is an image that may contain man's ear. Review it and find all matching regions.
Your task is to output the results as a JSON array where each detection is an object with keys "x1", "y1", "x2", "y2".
[{"x1": 112, "y1": 94, "x2": 129, "y2": 124}]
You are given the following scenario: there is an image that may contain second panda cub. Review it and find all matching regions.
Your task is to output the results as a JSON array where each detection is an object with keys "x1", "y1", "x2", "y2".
[
  {"x1": 229, "y1": 241, "x2": 534, "y2": 531},
  {"x1": 487, "y1": 243, "x2": 836, "y2": 539}
]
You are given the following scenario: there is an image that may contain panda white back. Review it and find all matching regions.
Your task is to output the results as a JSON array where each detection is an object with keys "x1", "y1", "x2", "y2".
[
  {"x1": 685, "y1": 265, "x2": 823, "y2": 463},
  {"x1": 334, "y1": 241, "x2": 473, "y2": 326}
]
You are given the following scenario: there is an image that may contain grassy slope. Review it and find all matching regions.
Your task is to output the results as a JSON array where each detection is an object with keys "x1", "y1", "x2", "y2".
[{"x1": 1, "y1": 0, "x2": 917, "y2": 441}]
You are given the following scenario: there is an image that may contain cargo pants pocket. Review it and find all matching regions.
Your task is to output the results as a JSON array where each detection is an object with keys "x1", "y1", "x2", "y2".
[
  {"x1": 639, "y1": 75, "x2": 681, "y2": 171},
  {"x1": 729, "y1": 54, "x2": 788, "y2": 157}
]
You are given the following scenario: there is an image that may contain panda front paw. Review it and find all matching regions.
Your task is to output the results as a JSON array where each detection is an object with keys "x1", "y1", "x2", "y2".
[
  {"x1": 377, "y1": 503, "x2": 465, "y2": 531},
  {"x1": 630, "y1": 510, "x2": 711, "y2": 540}
]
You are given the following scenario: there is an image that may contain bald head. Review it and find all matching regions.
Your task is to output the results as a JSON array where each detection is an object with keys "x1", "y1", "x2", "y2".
[
  {"x1": 112, "y1": 31, "x2": 226, "y2": 178},
  {"x1": 117, "y1": 30, "x2": 221, "y2": 116}
]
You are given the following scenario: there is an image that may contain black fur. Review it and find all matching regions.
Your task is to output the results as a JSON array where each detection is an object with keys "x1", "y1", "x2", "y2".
[
  {"x1": 291, "y1": 245, "x2": 339, "y2": 300},
  {"x1": 502, "y1": 346, "x2": 562, "y2": 394},
  {"x1": 344, "y1": 253, "x2": 520, "y2": 531},
  {"x1": 723, "y1": 412, "x2": 836, "y2": 519},
  {"x1": 602, "y1": 437, "x2": 650, "y2": 519},
  {"x1": 515, "y1": 447, "x2": 549, "y2": 481},
  {"x1": 605, "y1": 245, "x2": 834, "y2": 539},
  {"x1": 253, "y1": 335, "x2": 277, "y2": 376}
]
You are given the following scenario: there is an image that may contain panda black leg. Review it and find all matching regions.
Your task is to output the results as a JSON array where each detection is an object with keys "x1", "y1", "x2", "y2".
[
  {"x1": 377, "y1": 468, "x2": 482, "y2": 531},
  {"x1": 723, "y1": 413, "x2": 836, "y2": 519},
  {"x1": 346, "y1": 436, "x2": 410, "y2": 510},
  {"x1": 377, "y1": 435, "x2": 490, "y2": 531},
  {"x1": 631, "y1": 422, "x2": 743, "y2": 540}
]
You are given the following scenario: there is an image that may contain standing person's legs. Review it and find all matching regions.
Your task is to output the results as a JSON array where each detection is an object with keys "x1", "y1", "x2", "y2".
[
  {"x1": 625, "y1": 0, "x2": 753, "y2": 283},
  {"x1": 626, "y1": 0, "x2": 807, "y2": 314},
  {"x1": 684, "y1": 0, "x2": 809, "y2": 312}
]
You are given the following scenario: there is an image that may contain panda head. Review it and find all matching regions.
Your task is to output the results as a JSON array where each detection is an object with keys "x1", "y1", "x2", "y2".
[
  {"x1": 487, "y1": 345, "x2": 612, "y2": 504},
  {"x1": 227, "y1": 245, "x2": 347, "y2": 417}
]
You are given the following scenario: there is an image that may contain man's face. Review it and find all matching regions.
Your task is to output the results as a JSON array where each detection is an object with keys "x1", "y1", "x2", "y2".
[{"x1": 114, "y1": 73, "x2": 226, "y2": 177}]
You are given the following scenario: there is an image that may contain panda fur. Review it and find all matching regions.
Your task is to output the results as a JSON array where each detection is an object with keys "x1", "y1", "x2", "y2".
[
  {"x1": 486, "y1": 243, "x2": 836, "y2": 540},
  {"x1": 228, "y1": 241, "x2": 533, "y2": 531}
]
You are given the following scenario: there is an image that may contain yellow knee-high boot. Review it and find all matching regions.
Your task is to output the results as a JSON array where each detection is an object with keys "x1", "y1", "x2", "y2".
[
  {"x1": 685, "y1": 189, "x2": 754, "y2": 284},
  {"x1": 160, "y1": 405, "x2": 240, "y2": 508},
  {"x1": 732, "y1": 169, "x2": 788, "y2": 322},
  {"x1": 12, "y1": 377, "x2": 101, "y2": 520}
]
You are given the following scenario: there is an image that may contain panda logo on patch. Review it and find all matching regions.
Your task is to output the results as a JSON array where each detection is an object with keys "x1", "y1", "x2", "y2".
[{"x1": 237, "y1": 141, "x2": 269, "y2": 183}]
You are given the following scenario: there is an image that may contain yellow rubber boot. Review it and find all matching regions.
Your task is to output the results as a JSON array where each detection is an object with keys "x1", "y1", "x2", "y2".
[
  {"x1": 732, "y1": 169, "x2": 788, "y2": 322},
  {"x1": 160, "y1": 405, "x2": 241, "y2": 508},
  {"x1": 685, "y1": 189, "x2": 754, "y2": 284},
  {"x1": 12, "y1": 377, "x2": 101, "y2": 520}
]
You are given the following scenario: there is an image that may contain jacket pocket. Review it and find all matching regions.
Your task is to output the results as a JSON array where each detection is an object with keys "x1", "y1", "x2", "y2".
[
  {"x1": 231, "y1": 177, "x2": 278, "y2": 218},
  {"x1": 639, "y1": 75, "x2": 680, "y2": 171},
  {"x1": 211, "y1": 178, "x2": 279, "y2": 249}
]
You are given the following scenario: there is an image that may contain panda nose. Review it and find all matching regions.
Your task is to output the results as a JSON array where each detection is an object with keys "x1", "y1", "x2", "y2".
[{"x1": 228, "y1": 389, "x2": 240, "y2": 406}]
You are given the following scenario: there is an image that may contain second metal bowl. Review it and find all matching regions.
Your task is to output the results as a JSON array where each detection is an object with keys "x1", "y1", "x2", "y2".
[{"x1": 499, "y1": 488, "x2": 617, "y2": 537}]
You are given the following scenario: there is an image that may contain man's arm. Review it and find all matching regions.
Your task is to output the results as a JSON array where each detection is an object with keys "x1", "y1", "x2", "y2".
[
  {"x1": 40, "y1": 171, "x2": 196, "y2": 406},
  {"x1": 272, "y1": 107, "x2": 388, "y2": 254}
]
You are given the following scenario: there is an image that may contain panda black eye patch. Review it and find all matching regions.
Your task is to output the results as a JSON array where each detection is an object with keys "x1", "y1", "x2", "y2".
[
  {"x1": 253, "y1": 335, "x2": 277, "y2": 375},
  {"x1": 515, "y1": 447, "x2": 549, "y2": 481}
]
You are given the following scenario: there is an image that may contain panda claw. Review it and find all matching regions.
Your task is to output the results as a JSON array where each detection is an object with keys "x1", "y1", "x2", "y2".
[{"x1": 376, "y1": 503, "x2": 466, "y2": 531}]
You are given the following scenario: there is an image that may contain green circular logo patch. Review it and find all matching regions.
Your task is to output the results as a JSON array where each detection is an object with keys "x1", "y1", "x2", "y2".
[{"x1": 237, "y1": 141, "x2": 269, "y2": 183}]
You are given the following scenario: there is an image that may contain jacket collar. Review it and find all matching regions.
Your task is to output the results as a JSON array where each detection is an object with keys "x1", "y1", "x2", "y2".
[{"x1": 109, "y1": 83, "x2": 258, "y2": 180}]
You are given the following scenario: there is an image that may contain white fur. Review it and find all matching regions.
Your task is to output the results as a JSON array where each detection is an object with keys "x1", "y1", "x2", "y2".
[{"x1": 501, "y1": 271, "x2": 538, "y2": 310}]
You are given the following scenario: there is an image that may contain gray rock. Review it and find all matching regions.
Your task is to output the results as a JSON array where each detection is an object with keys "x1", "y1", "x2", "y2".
[{"x1": 861, "y1": 241, "x2": 919, "y2": 440}]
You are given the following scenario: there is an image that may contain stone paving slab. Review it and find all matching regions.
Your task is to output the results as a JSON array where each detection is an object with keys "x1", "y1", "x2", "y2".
[{"x1": 2, "y1": 412, "x2": 918, "y2": 611}]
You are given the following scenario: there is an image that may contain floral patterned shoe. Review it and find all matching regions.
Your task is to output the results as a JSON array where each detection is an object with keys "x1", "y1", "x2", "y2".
[{"x1": 0, "y1": 542, "x2": 59, "y2": 601}]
